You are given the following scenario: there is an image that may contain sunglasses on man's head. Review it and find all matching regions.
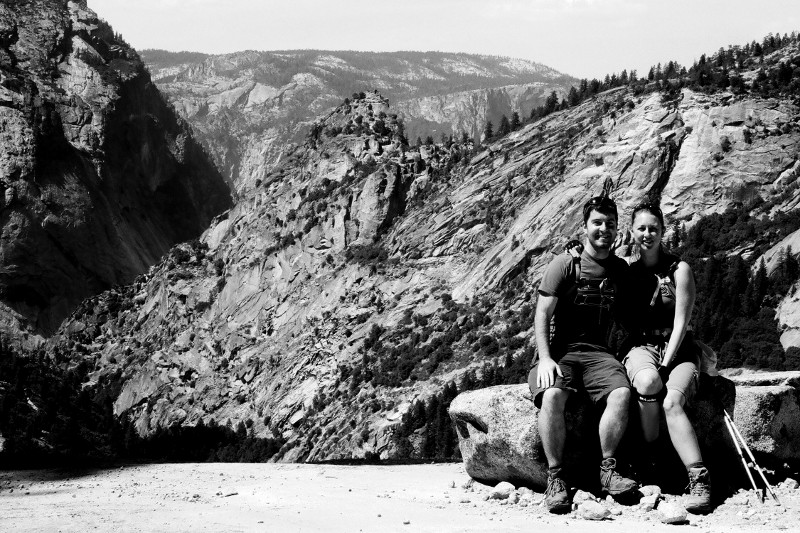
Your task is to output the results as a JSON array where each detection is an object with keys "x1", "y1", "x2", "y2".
[{"x1": 582, "y1": 196, "x2": 617, "y2": 218}]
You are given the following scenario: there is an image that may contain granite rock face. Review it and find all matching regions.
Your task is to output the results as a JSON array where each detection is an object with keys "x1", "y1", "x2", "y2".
[{"x1": 0, "y1": 1, "x2": 230, "y2": 337}]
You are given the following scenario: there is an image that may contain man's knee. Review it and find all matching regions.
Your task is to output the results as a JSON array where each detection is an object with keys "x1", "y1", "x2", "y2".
[
  {"x1": 606, "y1": 386, "x2": 631, "y2": 410},
  {"x1": 540, "y1": 388, "x2": 569, "y2": 414},
  {"x1": 632, "y1": 369, "x2": 662, "y2": 396}
]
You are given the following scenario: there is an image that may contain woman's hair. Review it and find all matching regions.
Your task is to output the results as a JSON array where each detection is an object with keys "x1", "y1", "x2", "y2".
[{"x1": 630, "y1": 202, "x2": 665, "y2": 230}]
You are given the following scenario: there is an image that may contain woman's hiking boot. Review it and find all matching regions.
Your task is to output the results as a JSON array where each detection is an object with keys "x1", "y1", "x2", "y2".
[
  {"x1": 683, "y1": 467, "x2": 712, "y2": 514},
  {"x1": 600, "y1": 457, "x2": 638, "y2": 497},
  {"x1": 545, "y1": 468, "x2": 571, "y2": 514}
]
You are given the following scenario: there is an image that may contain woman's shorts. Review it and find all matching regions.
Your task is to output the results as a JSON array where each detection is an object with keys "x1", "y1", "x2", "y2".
[
  {"x1": 624, "y1": 344, "x2": 699, "y2": 403},
  {"x1": 528, "y1": 350, "x2": 631, "y2": 408}
]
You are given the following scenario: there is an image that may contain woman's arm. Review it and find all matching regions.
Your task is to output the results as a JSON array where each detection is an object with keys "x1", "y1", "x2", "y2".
[{"x1": 662, "y1": 261, "x2": 696, "y2": 367}]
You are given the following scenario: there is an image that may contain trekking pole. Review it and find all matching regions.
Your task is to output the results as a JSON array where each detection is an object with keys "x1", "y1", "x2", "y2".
[
  {"x1": 724, "y1": 410, "x2": 781, "y2": 505},
  {"x1": 723, "y1": 416, "x2": 760, "y2": 498}
]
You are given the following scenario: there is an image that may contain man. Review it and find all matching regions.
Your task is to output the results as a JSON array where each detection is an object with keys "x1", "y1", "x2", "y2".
[{"x1": 529, "y1": 194, "x2": 638, "y2": 513}]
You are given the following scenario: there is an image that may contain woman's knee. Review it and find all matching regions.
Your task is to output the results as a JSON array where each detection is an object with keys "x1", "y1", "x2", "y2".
[
  {"x1": 632, "y1": 369, "x2": 662, "y2": 395},
  {"x1": 663, "y1": 390, "x2": 686, "y2": 416}
]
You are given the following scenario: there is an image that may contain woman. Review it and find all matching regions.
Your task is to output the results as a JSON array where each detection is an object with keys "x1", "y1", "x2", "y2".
[{"x1": 625, "y1": 202, "x2": 711, "y2": 514}]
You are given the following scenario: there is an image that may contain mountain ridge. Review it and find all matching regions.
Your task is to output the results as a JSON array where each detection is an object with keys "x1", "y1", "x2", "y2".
[{"x1": 140, "y1": 48, "x2": 577, "y2": 193}]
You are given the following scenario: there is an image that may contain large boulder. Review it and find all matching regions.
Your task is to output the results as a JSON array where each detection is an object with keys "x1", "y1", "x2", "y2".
[
  {"x1": 720, "y1": 370, "x2": 800, "y2": 465},
  {"x1": 449, "y1": 376, "x2": 737, "y2": 491}
]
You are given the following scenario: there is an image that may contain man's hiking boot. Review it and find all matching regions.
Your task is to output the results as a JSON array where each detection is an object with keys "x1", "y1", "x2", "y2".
[
  {"x1": 600, "y1": 457, "x2": 638, "y2": 497},
  {"x1": 544, "y1": 469, "x2": 571, "y2": 514},
  {"x1": 684, "y1": 467, "x2": 712, "y2": 514}
]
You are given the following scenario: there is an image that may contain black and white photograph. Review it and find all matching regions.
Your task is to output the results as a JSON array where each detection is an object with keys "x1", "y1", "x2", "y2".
[{"x1": 1, "y1": 1, "x2": 800, "y2": 531}]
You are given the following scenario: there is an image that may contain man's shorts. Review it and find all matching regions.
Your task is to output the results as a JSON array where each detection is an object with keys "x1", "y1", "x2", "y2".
[
  {"x1": 528, "y1": 350, "x2": 631, "y2": 408},
  {"x1": 624, "y1": 344, "x2": 699, "y2": 403}
]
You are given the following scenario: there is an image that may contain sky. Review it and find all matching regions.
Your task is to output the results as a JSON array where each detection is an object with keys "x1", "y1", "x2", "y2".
[{"x1": 88, "y1": 0, "x2": 799, "y2": 80}]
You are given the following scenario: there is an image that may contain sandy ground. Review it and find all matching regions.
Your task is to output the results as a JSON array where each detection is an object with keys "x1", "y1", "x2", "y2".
[{"x1": 1, "y1": 462, "x2": 797, "y2": 532}]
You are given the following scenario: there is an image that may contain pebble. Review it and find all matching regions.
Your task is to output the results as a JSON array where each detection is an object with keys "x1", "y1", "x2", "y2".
[
  {"x1": 578, "y1": 501, "x2": 610, "y2": 520},
  {"x1": 640, "y1": 485, "x2": 662, "y2": 497},
  {"x1": 490, "y1": 481, "x2": 515, "y2": 500},
  {"x1": 640, "y1": 493, "x2": 660, "y2": 511},
  {"x1": 658, "y1": 501, "x2": 688, "y2": 524},
  {"x1": 403, "y1": 520, "x2": 410, "y2": 525},
  {"x1": 573, "y1": 490, "x2": 596, "y2": 503},
  {"x1": 517, "y1": 487, "x2": 534, "y2": 498}
]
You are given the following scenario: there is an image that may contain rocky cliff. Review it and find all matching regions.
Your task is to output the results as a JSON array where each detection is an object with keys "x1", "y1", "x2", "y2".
[
  {"x1": 49, "y1": 34, "x2": 800, "y2": 464},
  {"x1": 0, "y1": 1, "x2": 231, "y2": 339},
  {"x1": 141, "y1": 50, "x2": 575, "y2": 193}
]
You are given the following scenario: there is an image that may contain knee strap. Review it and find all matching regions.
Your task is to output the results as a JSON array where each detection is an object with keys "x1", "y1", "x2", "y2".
[{"x1": 638, "y1": 390, "x2": 665, "y2": 403}]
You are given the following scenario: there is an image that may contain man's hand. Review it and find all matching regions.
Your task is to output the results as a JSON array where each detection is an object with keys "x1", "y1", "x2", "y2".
[{"x1": 537, "y1": 358, "x2": 563, "y2": 389}]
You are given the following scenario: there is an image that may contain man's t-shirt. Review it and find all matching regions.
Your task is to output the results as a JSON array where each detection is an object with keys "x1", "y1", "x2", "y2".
[{"x1": 538, "y1": 249, "x2": 630, "y2": 358}]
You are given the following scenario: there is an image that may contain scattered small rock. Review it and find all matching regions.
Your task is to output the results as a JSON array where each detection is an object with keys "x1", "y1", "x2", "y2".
[
  {"x1": 403, "y1": 520, "x2": 410, "y2": 525},
  {"x1": 578, "y1": 501, "x2": 610, "y2": 520},
  {"x1": 574, "y1": 490, "x2": 596, "y2": 503},
  {"x1": 658, "y1": 501, "x2": 688, "y2": 524},
  {"x1": 507, "y1": 492, "x2": 519, "y2": 504},
  {"x1": 640, "y1": 485, "x2": 661, "y2": 497},
  {"x1": 640, "y1": 493, "x2": 660, "y2": 511},
  {"x1": 461, "y1": 478, "x2": 474, "y2": 490},
  {"x1": 490, "y1": 481, "x2": 515, "y2": 500}
]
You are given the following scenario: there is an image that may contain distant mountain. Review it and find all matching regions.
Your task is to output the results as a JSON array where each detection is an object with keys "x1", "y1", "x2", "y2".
[{"x1": 141, "y1": 49, "x2": 577, "y2": 192}]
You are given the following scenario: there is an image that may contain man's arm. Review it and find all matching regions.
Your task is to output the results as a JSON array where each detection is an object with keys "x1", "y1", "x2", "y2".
[{"x1": 535, "y1": 293, "x2": 563, "y2": 388}]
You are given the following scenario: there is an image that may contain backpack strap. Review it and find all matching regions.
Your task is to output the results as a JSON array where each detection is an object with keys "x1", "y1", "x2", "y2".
[
  {"x1": 649, "y1": 260, "x2": 680, "y2": 307},
  {"x1": 565, "y1": 240, "x2": 583, "y2": 284}
]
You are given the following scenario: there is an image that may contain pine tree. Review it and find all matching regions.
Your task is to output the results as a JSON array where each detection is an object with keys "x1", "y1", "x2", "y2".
[
  {"x1": 483, "y1": 120, "x2": 494, "y2": 142},
  {"x1": 510, "y1": 111, "x2": 521, "y2": 131},
  {"x1": 544, "y1": 91, "x2": 559, "y2": 113},
  {"x1": 567, "y1": 86, "x2": 580, "y2": 107},
  {"x1": 498, "y1": 115, "x2": 511, "y2": 136}
]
